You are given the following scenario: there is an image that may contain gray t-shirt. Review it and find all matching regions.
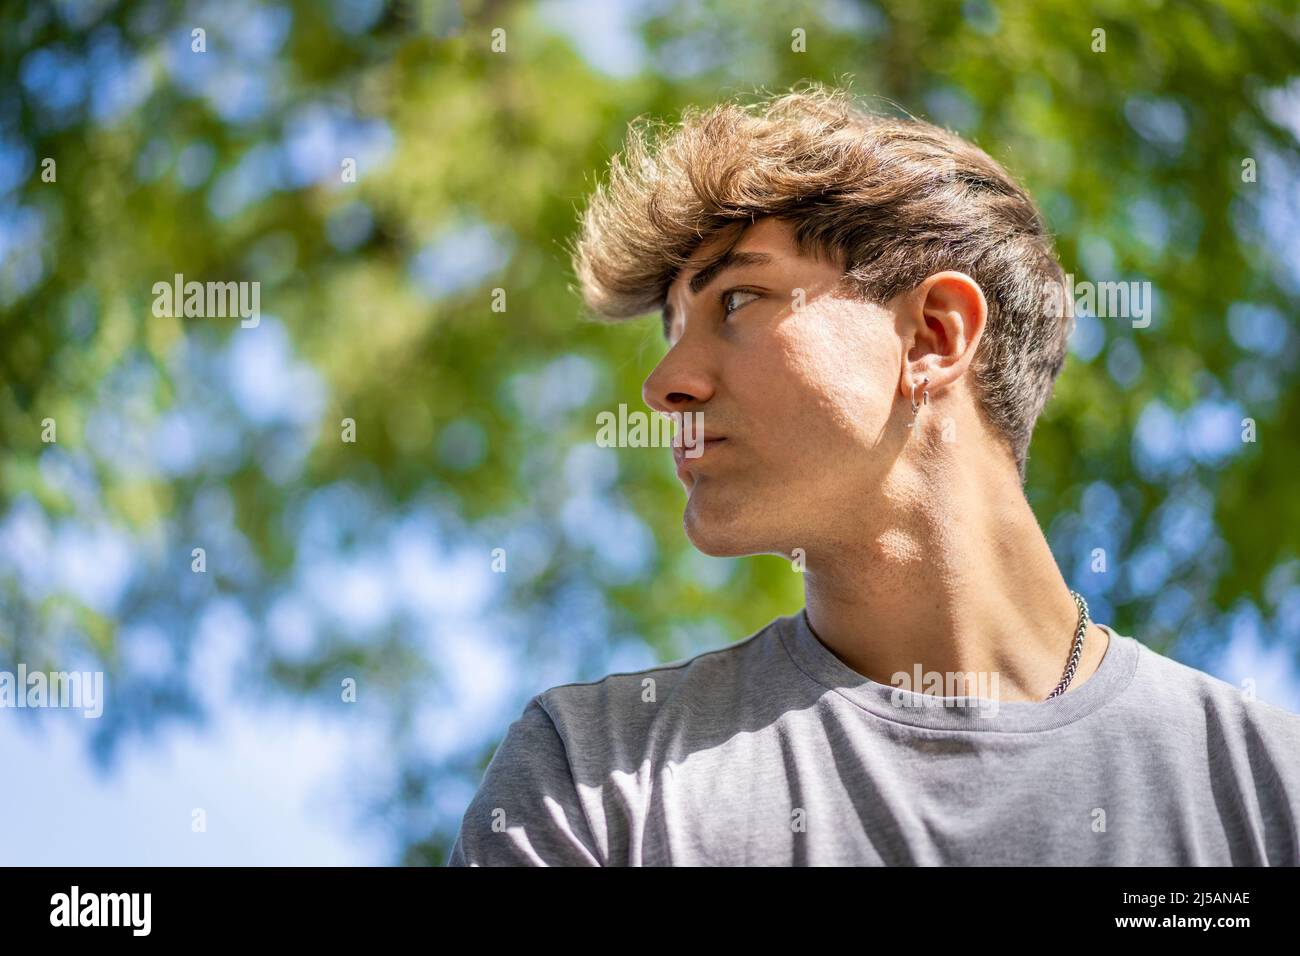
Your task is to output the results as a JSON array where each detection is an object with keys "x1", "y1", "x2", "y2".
[{"x1": 446, "y1": 609, "x2": 1300, "y2": 865}]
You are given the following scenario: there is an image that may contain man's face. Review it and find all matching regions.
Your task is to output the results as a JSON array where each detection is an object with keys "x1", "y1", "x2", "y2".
[{"x1": 644, "y1": 216, "x2": 905, "y2": 558}]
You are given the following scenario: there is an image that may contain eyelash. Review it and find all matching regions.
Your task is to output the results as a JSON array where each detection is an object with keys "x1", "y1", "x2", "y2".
[
  {"x1": 666, "y1": 288, "x2": 759, "y2": 344},
  {"x1": 720, "y1": 287, "x2": 760, "y2": 317}
]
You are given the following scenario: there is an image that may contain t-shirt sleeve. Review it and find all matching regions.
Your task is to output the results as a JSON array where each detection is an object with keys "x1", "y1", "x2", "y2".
[{"x1": 445, "y1": 694, "x2": 603, "y2": 866}]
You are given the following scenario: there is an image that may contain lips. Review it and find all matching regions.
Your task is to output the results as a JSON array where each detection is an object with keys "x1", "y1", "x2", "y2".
[
  {"x1": 672, "y1": 431, "x2": 726, "y2": 448},
  {"x1": 672, "y1": 434, "x2": 727, "y2": 466}
]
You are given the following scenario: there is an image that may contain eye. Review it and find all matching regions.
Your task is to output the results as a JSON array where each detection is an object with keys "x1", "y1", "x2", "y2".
[{"x1": 721, "y1": 288, "x2": 760, "y2": 317}]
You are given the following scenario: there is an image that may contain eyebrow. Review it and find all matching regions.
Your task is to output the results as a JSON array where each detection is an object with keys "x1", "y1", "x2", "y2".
[{"x1": 661, "y1": 250, "x2": 775, "y2": 341}]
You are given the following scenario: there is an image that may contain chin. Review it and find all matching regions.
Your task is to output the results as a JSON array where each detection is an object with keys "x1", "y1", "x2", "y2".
[{"x1": 682, "y1": 489, "x2": 762, "y2": 557}]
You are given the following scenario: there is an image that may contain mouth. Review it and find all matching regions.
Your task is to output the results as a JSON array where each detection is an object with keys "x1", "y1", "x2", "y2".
[{"x1": 673, "y1": 435, "x2": 728, "y2": 469}]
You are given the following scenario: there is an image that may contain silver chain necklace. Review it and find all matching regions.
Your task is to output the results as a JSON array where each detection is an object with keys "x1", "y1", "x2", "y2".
[
  {"x1": 803, "y1": 590, "x2": 1091, "y2": 701},
  {"x1": 1045, "y1": 590, "x2": 1090, "y2": 700}
]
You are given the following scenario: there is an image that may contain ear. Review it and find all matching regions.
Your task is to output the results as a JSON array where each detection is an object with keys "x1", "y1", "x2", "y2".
[{"x1": 897, "y1": 271, "x2": 988, "y2": 400}]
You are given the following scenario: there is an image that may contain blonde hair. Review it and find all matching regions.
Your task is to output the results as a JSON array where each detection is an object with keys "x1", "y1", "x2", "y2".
[{"x1": 569, "y1": 82, "x2": 1073, "y2": 481}]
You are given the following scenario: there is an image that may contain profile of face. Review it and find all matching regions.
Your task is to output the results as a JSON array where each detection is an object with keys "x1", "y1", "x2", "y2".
[{"x1": 642, "y1": 216, "x2": 986, "y2": 559}]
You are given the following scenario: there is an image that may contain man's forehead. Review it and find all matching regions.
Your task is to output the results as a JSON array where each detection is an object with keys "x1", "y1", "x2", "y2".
[
  {"x1": 667, "y1": 219, "x2": 790, "y2": 293},
  {"x1": 668, "y1": 246, "x2": 777, "y2": 295}
]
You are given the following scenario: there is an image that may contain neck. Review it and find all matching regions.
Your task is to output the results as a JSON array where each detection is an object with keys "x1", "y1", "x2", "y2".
[{"x1": 801, "y1": 447, "x2": 1109, "y2": 702}]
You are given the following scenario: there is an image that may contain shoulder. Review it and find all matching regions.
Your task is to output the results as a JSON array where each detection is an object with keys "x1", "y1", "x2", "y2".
[
  {"x1": 534, "y1": 613, "x2": 791, "y2": 753},
  {"x1": 446, "y1": 614, "x2": 792, "y2": 866},
  {"x1": 446, "y1": 694, "x2": 601, "y2": 866},
  {"x1": 1127, "y1": 636, "x2": 1300, "y2": 745}
]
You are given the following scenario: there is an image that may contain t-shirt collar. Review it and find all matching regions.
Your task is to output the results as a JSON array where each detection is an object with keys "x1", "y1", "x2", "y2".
[{"x1": 778, "y1": 606, "x2": 1139, "y2": 733}]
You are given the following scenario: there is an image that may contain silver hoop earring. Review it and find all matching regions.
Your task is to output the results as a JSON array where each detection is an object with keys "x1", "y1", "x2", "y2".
[{"x1": 908, "y1": 376, "x2": 930, "y2": 428}]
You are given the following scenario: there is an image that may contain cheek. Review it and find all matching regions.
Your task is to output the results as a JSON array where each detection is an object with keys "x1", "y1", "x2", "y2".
[{"x1": 751, "y1": 302, "x2": 896, "y2": 445}]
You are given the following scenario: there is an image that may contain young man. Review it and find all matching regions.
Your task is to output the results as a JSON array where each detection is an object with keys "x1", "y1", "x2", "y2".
[{"x1": 447, "y1": 84, "x2": 1300, "y2": 866}]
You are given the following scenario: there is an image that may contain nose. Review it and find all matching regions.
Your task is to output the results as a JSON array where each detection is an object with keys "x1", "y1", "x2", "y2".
[{"x1": 641, "y1": 337, "x2": 716, "y2": 418}]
